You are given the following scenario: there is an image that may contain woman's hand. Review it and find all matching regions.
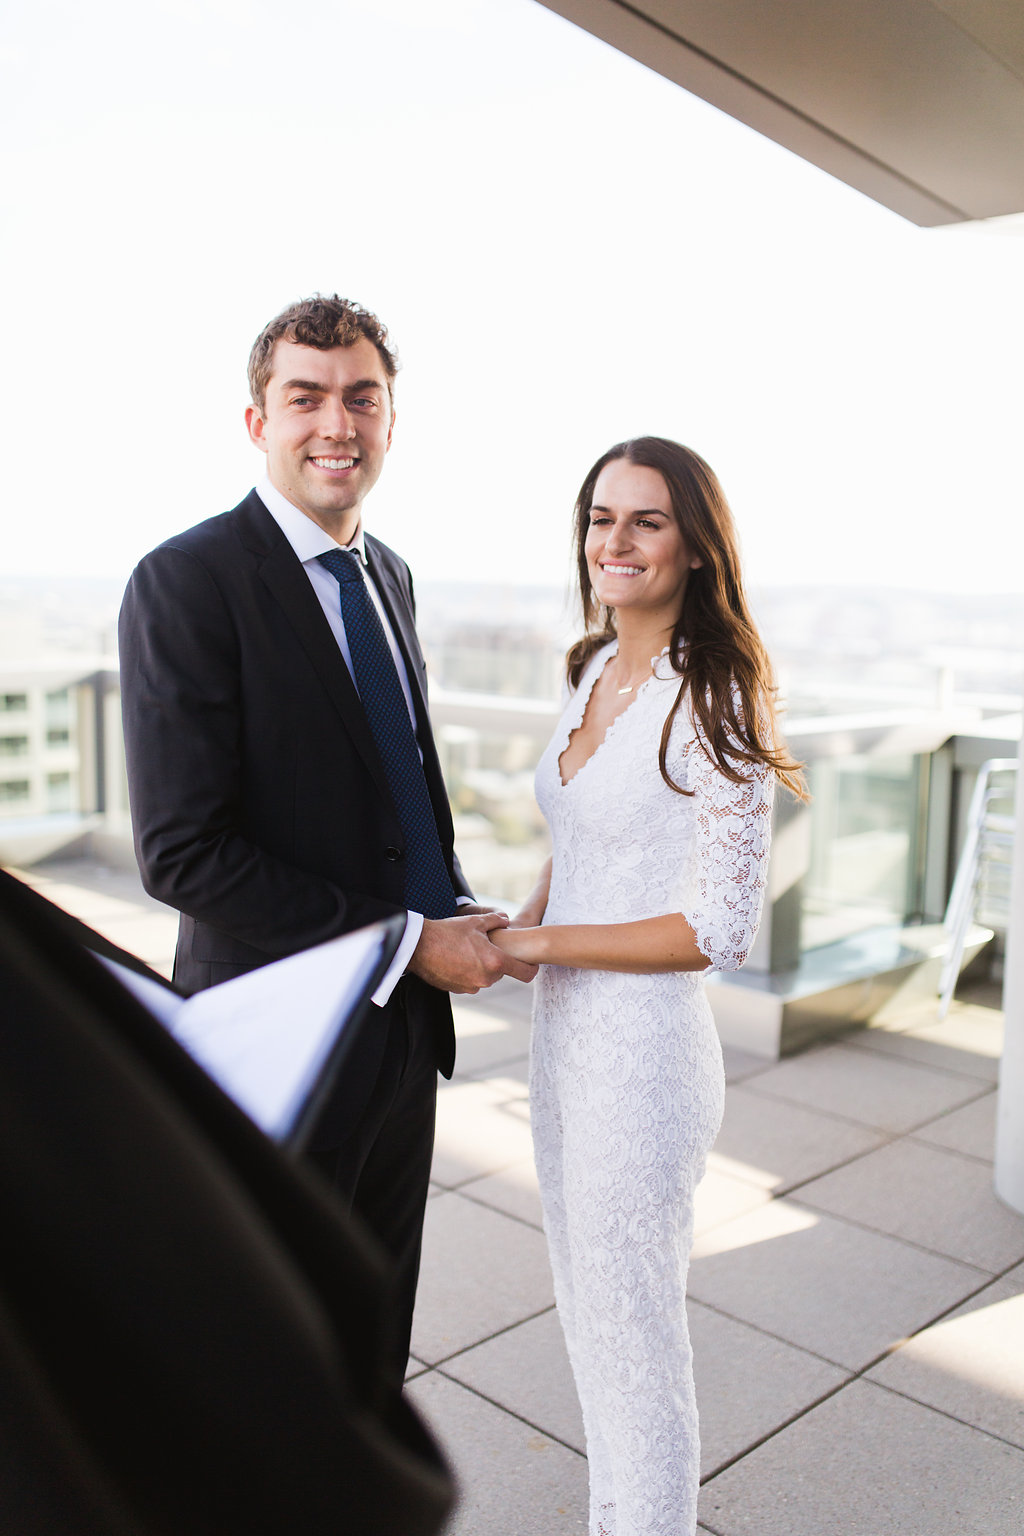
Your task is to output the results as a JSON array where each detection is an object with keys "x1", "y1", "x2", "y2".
[{"x1": 490, "y1": 925, "x2": 548, "y2": 965}]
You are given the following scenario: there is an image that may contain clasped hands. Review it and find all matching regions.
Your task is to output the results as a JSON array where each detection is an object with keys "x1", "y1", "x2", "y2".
[{"x1": 408, "y1": 905, "x2": 540, "y2": 994}]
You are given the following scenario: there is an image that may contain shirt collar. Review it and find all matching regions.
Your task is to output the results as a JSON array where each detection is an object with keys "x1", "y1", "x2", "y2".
[{"x1": 255, "y1": 476, "x2": 367, "y2": 565}]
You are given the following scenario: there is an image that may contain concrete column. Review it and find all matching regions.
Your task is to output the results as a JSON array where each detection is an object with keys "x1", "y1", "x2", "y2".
[{"x1": 994, "y1": 718, "x2": 1024, "y2": 1214}]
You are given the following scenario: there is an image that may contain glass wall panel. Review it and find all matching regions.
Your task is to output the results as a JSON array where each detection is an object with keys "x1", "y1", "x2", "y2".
[
  {"x1": 802, "y1": 753, "x2": 920, "y2": 949},
  {"x1": 436, "y1": 722, "x2": 550, "y2": 904}
]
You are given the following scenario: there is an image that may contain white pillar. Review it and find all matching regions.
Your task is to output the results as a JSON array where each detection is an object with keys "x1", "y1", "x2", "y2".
[{"x1": 995, "y1": 718, "x2": 1024, "y2": 1213}]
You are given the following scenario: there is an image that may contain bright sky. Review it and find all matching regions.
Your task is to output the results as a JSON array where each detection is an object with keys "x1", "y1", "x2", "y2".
[{"x1": 3, "y1": 0, "x2": 1022, "y2": 593}]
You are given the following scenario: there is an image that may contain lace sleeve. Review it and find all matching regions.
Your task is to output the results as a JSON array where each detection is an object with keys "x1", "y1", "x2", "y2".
[{"x1": 681, "y1": 741, "x2": 774, "y2": 973}]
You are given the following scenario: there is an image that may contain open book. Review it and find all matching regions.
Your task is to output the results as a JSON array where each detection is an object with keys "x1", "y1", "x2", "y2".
[{"x1": 100, "y1": 916, "x2": 405, "y2": 1147}]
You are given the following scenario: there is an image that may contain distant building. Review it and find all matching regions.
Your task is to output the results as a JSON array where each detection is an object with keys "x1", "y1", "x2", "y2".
[{"x1": 0, "y1": 669, "x2": 80, "y2": 819}]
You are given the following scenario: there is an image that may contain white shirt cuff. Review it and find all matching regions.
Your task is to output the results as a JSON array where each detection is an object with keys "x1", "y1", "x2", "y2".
[
  {"x1": 369, "y1": 898, "x2": 474, "y2": 1007},
  {"x1": 371, "y1": 910, "x2": 424, "y2": 1007}
]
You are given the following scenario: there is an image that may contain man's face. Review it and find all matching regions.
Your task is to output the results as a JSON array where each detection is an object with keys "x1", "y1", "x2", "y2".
[{"x1": 245, "y1": 337, "x2": 394, "y2": 541}]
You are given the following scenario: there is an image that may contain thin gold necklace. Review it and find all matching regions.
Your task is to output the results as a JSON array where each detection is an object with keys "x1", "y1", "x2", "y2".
[{"x1": 615, "y1": 664, "x2": 652, "y2": 695}]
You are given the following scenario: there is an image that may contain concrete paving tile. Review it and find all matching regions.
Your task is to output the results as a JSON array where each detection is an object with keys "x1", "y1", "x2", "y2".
[
  {"x1": 22, "y1": 872, "x2": 178, "y2": 952},
  {"x1": 721, "y1": 1044, "x2": 772, "y2": 1084},
  {"x1": 456, "y1": 1112, "x2": 772, "y2": 1237},
  {"x1": 412, "y1": 1192, "x2": 554, "y2": 1362},
  {"x1": 460, "y1": 1156, "x2": 544, "y2": 1229},
  {"x1": 689, "y1": 1200, "x2": 985, "y2": 1370},
  {"x1": 711, "y1": 1084, "x2": 887, "y2": 1193},
  {"x1": 407, "y1": 1371, "x2": 587, "y2": 1536},
  {"x1": 867, "y1": 1262, "x2": 1024, "y2": 1449},
  {"x1": 52, "y1": 884, "x2": 159, "y2": 924},
  {"x1": 461, "y1": 1055, "x2": 530, "y2": 1088},
  {"x1": 460, "y1": 974, "x2": 536, "y2": 1021},
  {"x1": 22, "y1": 868, "x2": 178, "y2": 968},
  {"x1": 100, "y1": 912, "x2": 178, "y2": 971},
  {"x1": 451, "y1": 998, "x2": 532, "y2": 1077},
  {"x1": 911, "y1": 1089, "x2": 997, "y2": 1162},
  {"x1": 795, "y1": 1138, "x2": 1024, "y2": 1271},
  {"x1": 437, "y1": 1294, "x2": 852, "y2": 1483},
  {"x1": 405, "y1": 1356, "x2": 429, "y2": 1381},
  {"x1": 697, "y1": 1378, "x2": 1024, "y2": 1536},
  {"x1": 19, "y1": 867, "x2": 161, "y2": 919},
  {"x1": 689, "y1": 1300, "x2": 849, "y2": 1477},
  {"x1": 694, "y1": 1166, "x2": 772, "y2": 1236},
  {"x1": 746, "y1": 1042, "x2": 985, "y2": 1133},
  {"x1": 850, "y1": 1006, "x2": 1003, "y2": 1084},
  {"x1": 442, "y1": 1308, "x2": 585, "y2": 1454},
  {"x1": 432, "y1": 1076, "x2": 533, "y2": 1188}
]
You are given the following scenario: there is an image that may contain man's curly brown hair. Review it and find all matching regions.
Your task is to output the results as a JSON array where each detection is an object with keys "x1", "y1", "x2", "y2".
[{"x1": 247, "y1": 294, "x2": 399, "y2": 414}]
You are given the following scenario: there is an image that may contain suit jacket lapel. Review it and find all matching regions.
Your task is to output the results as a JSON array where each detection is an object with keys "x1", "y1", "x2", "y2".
[{"x1": 233, "y1": 493, "x2": 387, "y2": 790}]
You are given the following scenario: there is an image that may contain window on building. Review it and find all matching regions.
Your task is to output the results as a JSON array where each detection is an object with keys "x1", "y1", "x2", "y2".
[
  {"x1": 45, "y1": 688, "x2": 71, "y2": 728},
  {"x1": 0, "y1": 779, "x2": 30, "y2": 803},
  {"x1": 46, "y1": 728, "x2": 71, "y2": 747},
  {"x1": 0, "y1": 735, "x2": 30, "y2": 757},
  {"x1": 0, "y1": 693, "x2": 28, "y2": 713},
  {"x1": 46, "y1": 772, "x2": 73, "y2": 812}
]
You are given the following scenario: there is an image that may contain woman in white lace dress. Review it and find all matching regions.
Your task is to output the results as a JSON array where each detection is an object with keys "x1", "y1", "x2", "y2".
[{"x1": 492, "y1": 438, "x2": 805, "y2": 1536}]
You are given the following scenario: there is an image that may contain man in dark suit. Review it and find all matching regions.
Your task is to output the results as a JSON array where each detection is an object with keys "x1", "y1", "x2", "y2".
[
  {"x1": 0, "y1": 864, "x2": 454, "y2": 1536},
  {"x1": 118, "y1": 294, "x2": 534, "y2": 1382}
]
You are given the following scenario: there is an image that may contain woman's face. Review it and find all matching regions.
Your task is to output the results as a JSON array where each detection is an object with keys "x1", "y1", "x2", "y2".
[{"x1": 585, "y1": 459, "x2": 702, "y2": 621}]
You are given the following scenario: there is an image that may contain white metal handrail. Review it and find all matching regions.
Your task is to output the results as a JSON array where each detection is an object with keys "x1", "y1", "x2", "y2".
[{"x1": 938, "y1": 757, "x2": 1018, "y2": 1018}]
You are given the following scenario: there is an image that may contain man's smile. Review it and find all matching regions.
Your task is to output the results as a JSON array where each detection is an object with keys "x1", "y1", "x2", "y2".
[{"x1": 310, "y1": 455, "x2": 358, "y2": 471}]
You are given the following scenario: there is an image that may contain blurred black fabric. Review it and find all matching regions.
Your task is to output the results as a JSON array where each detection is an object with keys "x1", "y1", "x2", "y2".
[{"x1": 0, "y1": 867, "x2": 454, "y2": 1535}]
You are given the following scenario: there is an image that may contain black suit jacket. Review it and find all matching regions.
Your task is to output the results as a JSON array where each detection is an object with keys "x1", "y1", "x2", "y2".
[
  {"x1": 119, "y1": 490, "x2": 469, "y2": 1089},
  {"x1": 0, "y1": 866, "x2": 454, "y2": 1536}
]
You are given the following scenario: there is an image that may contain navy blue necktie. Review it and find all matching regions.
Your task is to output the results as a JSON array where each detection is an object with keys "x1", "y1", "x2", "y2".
[{"x1": 318, "y1": 548, "x2": 457, "y2": 919}]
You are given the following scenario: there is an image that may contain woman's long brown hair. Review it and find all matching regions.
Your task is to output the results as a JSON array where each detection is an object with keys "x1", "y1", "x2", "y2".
[{"x1": 567, "y1": 437, "x2": 807, "y2": 800}]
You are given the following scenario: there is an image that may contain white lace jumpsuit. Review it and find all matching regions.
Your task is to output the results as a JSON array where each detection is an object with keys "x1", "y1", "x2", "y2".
[{"x1": 531, "y1": 644, "x2": 773, "y2": 1536}]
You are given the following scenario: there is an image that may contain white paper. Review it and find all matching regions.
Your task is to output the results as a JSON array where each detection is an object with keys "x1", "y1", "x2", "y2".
[{"x1": 100, "y1": 921, "x2": 397, "y2": 1140}]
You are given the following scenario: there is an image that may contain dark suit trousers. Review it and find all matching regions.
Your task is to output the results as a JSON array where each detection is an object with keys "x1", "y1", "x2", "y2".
[{"x1": 307, "y1": 975, "x2": 437, "y2": 1389}]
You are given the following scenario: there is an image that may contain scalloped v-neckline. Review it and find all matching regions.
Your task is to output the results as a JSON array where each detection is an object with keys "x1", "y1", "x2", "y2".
[{"x1": 557, "y1": 647, "x2": 653, "y2": 788}]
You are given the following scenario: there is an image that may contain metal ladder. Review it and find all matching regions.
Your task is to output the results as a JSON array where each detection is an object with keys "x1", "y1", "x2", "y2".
[{"x1": 938, "y1": 757, "x2": 1017, "y2": 1019}]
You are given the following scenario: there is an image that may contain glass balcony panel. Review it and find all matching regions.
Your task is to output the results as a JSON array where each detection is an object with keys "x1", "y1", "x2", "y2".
[{"x1": 802, "y1": 753, "x2": 919, "y2": 950}]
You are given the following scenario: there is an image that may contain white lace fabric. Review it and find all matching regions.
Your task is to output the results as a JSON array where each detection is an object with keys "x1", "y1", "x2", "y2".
[{"x1": 531, "y1": 642, "x2": 773, "y2": 1536}]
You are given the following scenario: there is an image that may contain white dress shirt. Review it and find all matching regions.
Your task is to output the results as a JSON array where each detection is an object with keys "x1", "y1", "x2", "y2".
[{"x1": 255, "y1": 478, "x2": 468, "y2": 1005}]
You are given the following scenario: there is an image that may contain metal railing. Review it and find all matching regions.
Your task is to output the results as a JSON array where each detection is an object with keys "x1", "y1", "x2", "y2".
[{"x1": 939, "y1": 757, "x2": 1018, "y2": 1018}]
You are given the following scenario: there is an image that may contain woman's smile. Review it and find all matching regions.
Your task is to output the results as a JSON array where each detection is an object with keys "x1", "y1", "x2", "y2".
[{"x1": 599, "y1": 561, "x2": 645, "y2": 577}]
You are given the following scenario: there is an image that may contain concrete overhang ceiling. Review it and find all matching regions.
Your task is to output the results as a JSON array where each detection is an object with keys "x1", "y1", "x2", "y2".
[{"x1": 534, "y1": 0, "x2": 1024, "y2": 225}]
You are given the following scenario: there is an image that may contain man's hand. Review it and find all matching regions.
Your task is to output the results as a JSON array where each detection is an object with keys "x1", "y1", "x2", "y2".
[{"x1": 408, "y1": 913, "x2": 538, "y2": 993}]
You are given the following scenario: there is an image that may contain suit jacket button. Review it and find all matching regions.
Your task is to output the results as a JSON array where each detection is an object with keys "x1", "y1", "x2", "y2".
[{"x1": 385, "y1": 846, "x2": 403, "y2": 861}]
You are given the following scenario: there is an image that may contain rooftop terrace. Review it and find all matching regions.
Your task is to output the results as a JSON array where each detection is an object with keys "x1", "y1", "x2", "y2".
[{"x1": 17, "y1": 858, "x2": 1024, "y2": 1535}]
